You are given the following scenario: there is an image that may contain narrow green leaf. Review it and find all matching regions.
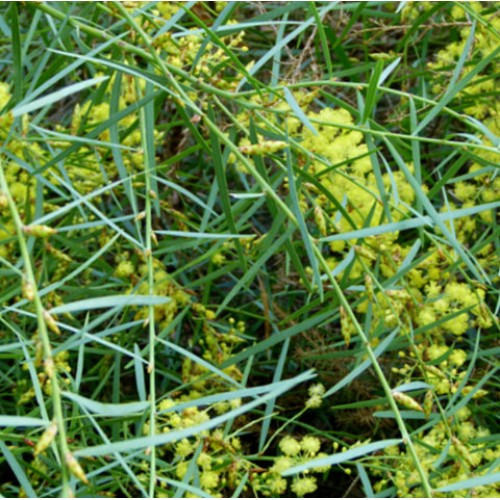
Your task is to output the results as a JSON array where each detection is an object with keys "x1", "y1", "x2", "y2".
[
  {"x1": 285, "y1": 147, "x2": 323, "y2": 299},
  {"x1": 283, "y1": 87, "x2": 318, "y2": 135},
  {"x1": 159, "y1": 477, "x2": 213, "y2": 499},
  {"x1": 0, "y1": 416, "x2": 48, "y2": 427},
  {"x1": 393, "y1": 382, "x2": 432, "y2": 393},
  {"x1": 155, "y1": 230, "x2": 255, "y2": 240},
  {"x1": 229, "y1": 192, "x2": 265, "y2": 199},
  {"x1": 445, "y1": 19, "x2": 477, "y2": 97},
  {"x1": 62, "y1": 392, "x2": 149, "y2": 417},
  {"x1": 50, "y1": 295, "x2": 171, "y2": 315},
  {"x1": 12, "y1": 76, "x2": 109, "y2": 117},
  {"x1": 282, "y1": 439, "x2": 402, "y2": 476},
  {"x1": 154, "y1": 175, "x2": 217, "y2": 216},
  {"x1": 357, "y1": 463, "x2": 375, "y2": 498},
  {"x1": 223, "y1": 307, "x2": 336, "y2": 369},
  {"x1": 259, "y1": 337, "x2": 290, "y2": 451},
  {"x1": 9, "y1": 3, "x2": 22, "y2": 103},
  {"x1": 436, "y1": 472, "x2": 500, "y2": 493},
  {"x1": 379, "y1": 57, "x2": 401, "y2": 86},
  {"x1": 310, "y1": 2, "x2": 333, "y2": 78},
  {"x1": 362, "y1": 60, "x2": 383, "y2": 123},
  {"x1": 374, "y1": 410, "x2": 430, "y2": 420},
  {"x1": 207, "y1": 104, "x2": 247, "y2": 272},
  {"x1": 161, "y1": 376, "x2": 308, "y2": 416},
  {"x1": 134, "y1": 343, "x2": 147, "y2": 402},
  {"x1": 141, "y1": 75, "x2": 160, "y2": 214}
]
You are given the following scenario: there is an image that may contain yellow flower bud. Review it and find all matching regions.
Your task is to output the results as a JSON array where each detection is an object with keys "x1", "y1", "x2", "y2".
[
  {"x1": 34, "y1": 338, "x2": 43, "y2": 367},
  {"x1": 425, "y1": 365, "x2": 447, "y2": 379},
  {"x1": 386, "y1": 289, "x2": 410, "y2": 300},
  {"x1": 423, "y1": 390, "x2": 433, "y2": 419},
  {"x1": 392, "y1": 391, "x2": 424, "y2": 413},
  {"x1": 365, "y1": 275, "x2": 374, "y2": 302},
  {"x1": 238, "y1": 140, "x2": 287, "y2": 155},
  {"x1": 23, "y1": 225, "x2": 57, "y2": 238},
  {"x1": 43, "y1": 309, "x2": 61, "y2": 335},
  {"x1": 22, "y1": 114, "x2": 29, "y2": 136},
  {"x1": 44, "y1": 357, "x2": 55, "y2": 378},
  {"x1": 34, "y1": 421, "x2": 58, "y2": 456},
  {"x1": 45, "y1": 243, "x2": 72, "y2": 263},
  {"x1": 22, "y1": 279, "x2": 35, "y2": 301},
  {"x1": 451, "y1": 437, "x2": 473, "y2": 465},
  {"x1": 340, "y1": 306, "x2": 351, "y2": 347},
  {"x1": 66, "y1": 452, "x2": 89, "y2": 484},
  {"x1": 71, "y1": 103, "x2": 81, "y2": 135},
  {"x1": 459, "y1": 386, "x2": 488, "y2": 399},
  {"x1": 314, "y1": 206, "x2": 327, "y2": 236},
  {"x1": 354, "y1": 245, "x2": 377, "y2": 261}
]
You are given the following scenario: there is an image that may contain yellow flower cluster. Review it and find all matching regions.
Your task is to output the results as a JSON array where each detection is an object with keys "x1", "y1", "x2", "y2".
[
  {"x1": 305, "y1": 383, "x2": 325, "y2": 409},
  {"x1": 250, "y1": 434, "x2": 330, "y2": 497}
]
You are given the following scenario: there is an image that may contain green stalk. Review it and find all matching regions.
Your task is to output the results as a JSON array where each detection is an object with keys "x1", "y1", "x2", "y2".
[
  {"x1": 0, "y1": 160, "x2": 72, "y2": 497},
  {"x1": 145, "y1": 174, "x2": 157, "y2": 499},
  {"x1": 138, "y1": 86, "x2": 158, "y2": 499}
]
